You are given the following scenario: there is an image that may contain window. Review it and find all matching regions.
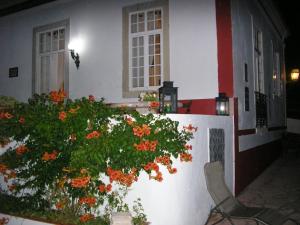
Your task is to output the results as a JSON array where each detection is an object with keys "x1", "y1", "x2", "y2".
[
  {"x1": 254, "y1": 28, "x2": 264, "y2": 94},
  {"x1": 123, "y1": 0, "x2": 169, "y2": 98},
  {"x1": 272, "y1": 51, "x2": 281, "y2": 96},
  {"x1": 33, "y1": 20, "x2": 69, "y2": 95}
]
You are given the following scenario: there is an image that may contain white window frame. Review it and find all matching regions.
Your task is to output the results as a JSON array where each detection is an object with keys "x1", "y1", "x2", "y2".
[
  {"x1": 128, "y1": 8, "x2": 164, "y2": 91},
  {"x1": 122, "y1": 0, "x2": 169, "y2": 98},
  {"x1": 253, "y1": 27, "x2": 264, "y2": 94},
  {"x1": 32, "y1": 19, "x2": 69, "y2": 95}
]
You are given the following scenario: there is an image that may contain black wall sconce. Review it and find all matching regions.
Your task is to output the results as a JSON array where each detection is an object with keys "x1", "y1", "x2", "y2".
[
  {"x1": 216, "y1": 92, "x2": 229, "y2": 116},
  {"x1": 70, "y1": 49, "x2": 80, "y2": 69},
  {"x1": 159, "y1": 81, "x2": 178, "y2": 113}
]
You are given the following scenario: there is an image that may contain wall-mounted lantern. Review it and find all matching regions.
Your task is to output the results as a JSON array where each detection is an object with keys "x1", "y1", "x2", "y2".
[
  {"x1": 216, "y1": 93, "x2": 229, "y2": 116},
  {"x1": 159, "y1": 81, "x2": 178, "y2": 113},
  {"x1": 290, "y1": 68, "x2": 299, "y2": 81},
  {"x1": 70, "y1": 49, "x2": 80, "y2": 69},
  {"x1": 68, "y1": 38, "x2": 84, "y2": 69}
]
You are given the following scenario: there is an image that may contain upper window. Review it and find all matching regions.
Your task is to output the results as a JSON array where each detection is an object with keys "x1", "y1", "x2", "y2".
[
  {"x1": 33, "y1": 20, "x2": 69, "y2": 95},
  {"x1": 123, "y1": 1, "x2": 169, "y2": 98},
  {"x1": 253, "y1": 28, "x2": 264, "y2": 94}
]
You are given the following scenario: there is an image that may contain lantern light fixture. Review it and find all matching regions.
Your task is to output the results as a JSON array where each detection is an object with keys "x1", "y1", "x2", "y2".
[
  {"x1": 290, "y1": 68, "x2": 299, "y2": 81},
  {"x1": 68, "y1": 38, "x2": 84, "y2": 69},
  {"x1": 158, "y1": 81, "x2": 178, "y2": 113},
  {"x1": 216, "y1": 92, "x2": 229, "y2": 116}
]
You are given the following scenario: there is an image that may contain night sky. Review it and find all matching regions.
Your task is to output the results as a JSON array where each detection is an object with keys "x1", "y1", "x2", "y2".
[{"x1": 272, "y1": 0, "x2": 300, "y2": 76}]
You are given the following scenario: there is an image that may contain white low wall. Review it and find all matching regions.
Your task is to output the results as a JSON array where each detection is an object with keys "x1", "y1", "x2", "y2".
[
  {"x1": 0, "y1": 213, "x2": 52, "y2": 225},
  {"x1": 0, "y1": 114, "x2": 234, "y2": 225},
  {"x1": 126, "y1": 114, "x2": 234, "y2": 225}
]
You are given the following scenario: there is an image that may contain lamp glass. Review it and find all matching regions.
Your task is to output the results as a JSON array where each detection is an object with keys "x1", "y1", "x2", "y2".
[{"x1": 291, "y1": 69, "x2": 299, "y2": 81}]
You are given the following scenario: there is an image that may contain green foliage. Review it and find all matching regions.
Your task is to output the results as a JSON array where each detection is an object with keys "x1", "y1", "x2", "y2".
[{"x1": 0, "y1": 92, "x2": 194, "y2": 224}]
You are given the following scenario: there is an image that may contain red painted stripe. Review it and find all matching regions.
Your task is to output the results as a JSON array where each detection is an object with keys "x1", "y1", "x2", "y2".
[
  {"x1": 216, "y1": 0, "x2": 234, "y2": 97},
  {"x1": 178, "y1": 99, "x2": 216, "y2": 115}
]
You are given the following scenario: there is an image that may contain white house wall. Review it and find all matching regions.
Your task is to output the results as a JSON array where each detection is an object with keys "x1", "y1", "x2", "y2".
[
  {"x1": 0, "y1": 0, "x2": 218, "y2": 103},
  {"x1": 231, "y1": 0, "x2": 286, "y2": 151}
]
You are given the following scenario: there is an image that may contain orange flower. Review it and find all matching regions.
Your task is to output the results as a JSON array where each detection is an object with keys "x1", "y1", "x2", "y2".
[
  {"x1": 133, "y1": 124, "x2": 151, "y2": 137},
  {"x1": 55, "y1": 201, "x2": 65, "y2": 209},
  {"x1": 155, "y1": 155, "x2": 171, "y2": 165},
  {"x1": 68, "y1": 106, "x2": 80, "y2": 114},
  {"x1": 107, "y1": 168, "x2": 137, "y2": 187},
  {"x1": 149, "y1": 101, "x2": 159, "y2": 108},
  {"x1": 167, "y1": 165, "x2": 177, "y2": 174},
  {"x1": 144, "y1": 162, "x2": 159, "y2": 172},
  {"x1": 18, "y1": 117, "x2": 25, "y2": 124},
  {"x1": 58, "y1": 111, "x2": 67, "y2": 121},
  {"x1": 16, "y1": 145, "x2": 28, "y2": 155},
  {"x1": 134, "y1": 140, "x2": 158, "y2": 152},
  {"x1": 180, "y1": 153, "x2": 192, "y2": 162},
  {"x1": 0, "y1": 163, "x2": 7, "y2": 174},
  {"x1": 79, "y1": 213, "x2": 94, "y2": 223},
  {"x1": 183, "y1": 124, "x2": 198, "y2": 133},
  {"x1": 98, "y1": 183, "x2": 112, "y2": 193},
  {"x1": 125, "y1": 117, "x2": 134, "y2": 126},
  {"x1": 49, "y1": 90, "x2": 66, "y2": 103},
  {"x1": 0, "y1": 217, "x2": 9, "y2": 225},
  {"x1": 184, "y1": 145, "x2": 193, "y2": 150},
  {"x1": 79, "y1": 196, "x2": 96, "y2": 206},
  {"x1": 86, "y1": 130, "x2": 101, "y2": 139},
  {"x1": 98, "y1": 184, "x2": 106, "y2": 193},
  {"x1": 42, "y1": 151, "x2": 58, "y2": 161},
  {"x1": 71, "y1": 176, "x2": 91, "y2": 188},
  {"x1": 88, "y1": 95, "x2": 95, "y2": 102},
  {"x1": 0, "y1": 112, "x2": 13, "y2": 119}
]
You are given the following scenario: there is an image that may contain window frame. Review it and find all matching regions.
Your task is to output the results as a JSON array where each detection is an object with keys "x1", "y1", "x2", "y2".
[
  {"x1": 32, "y1": 19, "x2": 70, "y2": 96},
  {"x1": 122, "y1": 0, "x2": 169, "y2": 98}
]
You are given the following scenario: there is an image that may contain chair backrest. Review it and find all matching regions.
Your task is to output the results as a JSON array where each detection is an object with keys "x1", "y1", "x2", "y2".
[{"x1": 204, "y1": 161, "x2": 238, "y2": 213}]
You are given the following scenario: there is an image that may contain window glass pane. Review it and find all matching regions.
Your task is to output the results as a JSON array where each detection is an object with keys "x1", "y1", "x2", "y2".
[
  {"x1": 131, "y1": 14, "x2": 137, "y2": 23},
  {"x1": 149, "y1": 66, "x2": 154, "y2": 76},
  {"x1": 139, "y1": 47, "x2": 144, "y2": 56},
  {"x1": 52, "y1": 30, "x2": 58, "y2": 51},
  {"x1": 156, "y1": 20, "x2": 162, "y2": 29},
  {"x1": 46, "y1": 32, "x2": 51, "y2": 52},
  {"x1": 154, "y1": 76, "x2": 161, "y2": 86},
  {"x1": 139, "y1": 78, "x2": 144, "y2": 87},
  {"x1": 139, "y1": 67, "x2": 144, "y2": 76},
  {"x1": 155, "y1": 66, "x2": 161, "y2": 75},
  {"x1": 155, "y1": 44, "x2": 160, "y2": 54},
  {"x1": 132, "y1": 68, "x2": 138, "y2": 77},
  {"x1": 131, "y1": 24, "x2": 137, "y2": 33},
  {"x1": 132, "y1": 78, "x2": 138, "y2": 87},
  {"x1": 155, "y1": 10, "x2": 161, "y2": 20},
  {"x1": 139, "y1": 57, "x2": 144, "y2": 66},
  {"x1": 139, "y1": 37, "x2": 144, "y2": 46},
  {"x1": 138, "y1": 13, "x2": 144, "y2": 22},
  {"x1": 138, "y1": 23, "x2": 145, "y2": 32},
  {"x1": 59, "y1": 29, "x2": 65, "y2": 40},
  {"x1": 39, "y1": 33, "x2": 45, "y2": 53},
  {"x1": 148, "y1": 21, "x2": 154, "y2": 30},
  {"x1": 149, "y1": 56, "x2": 154, "y2": 66},
  {"x1": 149, "y1": 45, "x2": 154, "y2": 55},
  {"x1": 59, "y1": 40, "x2": 65, "y2": 50},
  {"x1": 149, "y1": 35, "x2": 154, "y2": 45},
  {"x1": 132, "y1": 37, "x2": 138, "y2": 47},
  {"x1": 149, "y1": 77, "x2": 154, "y2": 86},
  {"x1": 132, "y1": 47, "x2": 138, "y2": 57},
  {"x1": 147, "y1": 11, "x2": 154, "y2": 21},
  {"x1": 132, "y1": 57, "x2": 138, "y2": 67},
  {"x1": 155, "y1": 55, "x2": 161, "y2": 64},
  {"x1": 155, "y1": 34, "x2": 160, "y2": 44}
]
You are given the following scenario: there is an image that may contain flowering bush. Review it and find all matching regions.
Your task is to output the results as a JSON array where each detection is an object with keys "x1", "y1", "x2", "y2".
[{"x1": 0, "y1": 91, "x2": 195, "y2": 224}]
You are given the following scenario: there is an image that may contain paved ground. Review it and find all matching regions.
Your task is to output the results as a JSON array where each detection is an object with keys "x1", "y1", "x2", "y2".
[{"x1": 206, "y1": 150, "x2": 300, "y2": 225}]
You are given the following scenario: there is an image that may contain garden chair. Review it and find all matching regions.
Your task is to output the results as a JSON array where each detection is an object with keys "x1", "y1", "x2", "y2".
[{"x1": 204, "y1": 161, "x2": 299, "y2": 225}]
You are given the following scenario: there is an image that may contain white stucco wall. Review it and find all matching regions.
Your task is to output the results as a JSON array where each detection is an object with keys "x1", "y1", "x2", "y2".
[
  {"x1": 231, "y1": 0, "x2": 286, "y2": 151},
  {"x1": 231, "y1": 0, "x2": 286, "y2": 130},
  {"x1": 0, "y1": 0, "x2": 218, "y2": 103},
  {"x1": 126, "y1": 114, "x2": 234, "y2": 225},
  {"x1": 0, "y1": 114, "x2": 234, "y2": 225}
]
